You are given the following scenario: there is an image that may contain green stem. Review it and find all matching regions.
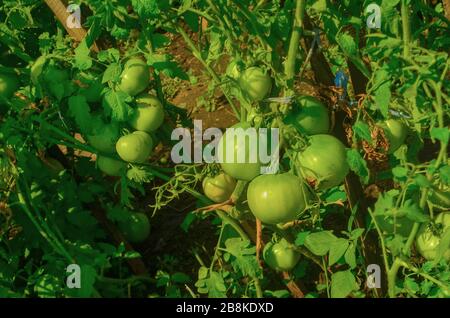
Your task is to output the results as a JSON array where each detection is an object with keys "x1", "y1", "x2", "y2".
[
  {"x1": 387, "y1": 258, "x2": 402, "y2": 297},
  {"x1": 401, "y1": 0, "x2": 411, "y2": 58},
  {"x1": 284, "y1": 0, "x2": 306, "y2": 90}
]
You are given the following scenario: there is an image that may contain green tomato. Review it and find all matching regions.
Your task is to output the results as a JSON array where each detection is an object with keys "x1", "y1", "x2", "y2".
[
  {"x1": 118, "y1": 58, "x2": 149, "y2": 96},
  {"x1": 226, "y1": 60, "x2": 242, "y2": 80},
  {"x1": 238, "y1": 67, "x2": 272, "y2": 102},
  {"x1": 284, "y1": 96, "x2": 329, "y2": 135},
  {"x1": 217, "y1": 123, "x2": 262, "y2": 181},
  {"x1": 0, "y1": 72, "x2": 19, "y2": 100},
  {"x1": 119, "y1": 212, "x2": 150, "y2": 243},
  {"x1": 263, "y1": 238, "x2": 300, "y2": 272},
  {"x1": 247, "y1": 173, "x2": 309, "y2": 224},
  {"x1": 116, "y1": 131, "x2": 153, "y2": 163},
  {"x1": 416, "y1": 212, "x2": 450, "y2": 262},
  {"x1": 97, "y1": 156, "x2": 126, "y2": 176},
  {"x1": 129, "y1": 94, "x2": 164, "y2": 133},
  {"x1": 202, "y1": 173, "x2": 237, "y2": 203},
  {"x1": 86, "y1": 122, "x2": 120, "y2": 154},
  {"x1": 379, "y1": 119, "x2": 408, "y2": 154},
  {"x1": 297, "y1": 134, "x2": 349, "y2": 190},
  {"x1": 43, "y1": 65, "x2": 69, "y2": 83}
]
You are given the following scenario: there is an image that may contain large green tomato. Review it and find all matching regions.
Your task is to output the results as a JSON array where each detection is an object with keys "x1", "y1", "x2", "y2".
[
  {"x1": 247, "y1": 173, "x2": 309, "y2": 224},
  {"x1": 129, "y1": 94, "x2": 164, "y2": 133},
  {"x1": 416, "y1": 212, "x2": 450, "y2": 262},
  {"x1": 284, "y1": 96, "x2": 329, "y2": 135},
  {"x1": 0, "y1": 72, "x2": 19, "y2": 100},
  {"x1": 263, "y1": 238, "x2": 300, "y2": 272},
  {"x1": 97, "y1": 156, "x2": 126, "y2": 176},
  {"x1": 86, "y1": 122, "x2": 120, "y2": 154},
  {"x1": 118, "y1": 58, "x2": 150, "y2": 96},
  {"x1": 238, "y1": 67, "x2": 272, "y2": 102},
  {"x1": 379, "y1": 119, "x2": 408, "y2": 154},
  {"x1": 297, "y1": 134, "x2": 349, "y2": 190},
  {"x1": 116, "y1": 131, "x2": 153, "y2": 163},
  {"x1": 202, "y1": 173, "x2": 237, "y2": 203},
  {"x1": 217, "y1": 123, "x2": 262, "y2": 181},
  {"x1": 119, "y1": 212, "x2": 150, "y2": 243}
]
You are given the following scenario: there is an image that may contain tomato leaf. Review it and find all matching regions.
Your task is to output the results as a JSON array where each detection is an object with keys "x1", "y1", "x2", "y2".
[
  {"x1": 344, "y1": 243, "x2": 357, "y2": 269},
  {"x1": 224, "y1": 238, "x2": 261, "y2": 278},
  {"x1": 346, "y1": 149, "x2": 370, "y2": 184},
  {"x1": 330, "y1": 270, "x2": 357, "y2": 298},
  {"x1": 430, "y1": 127, "x2": 449, "y2": 145},
  {"x1": 102, "y1": 89, "x2": 132, "y2": 122},
  {"x1": 74, "y1": 40, "x2": 92, "y2": 70},
  {"x1": 353, "y1": 121, "x2": 372, "y2": 143},
  {"x1": 304, "y1": 231, "x2": 337, "y2": 256},
  {"x1": 195, "y1": 267, "x2": 227, "y2": 298},
  {"x1": 68, "y1": 95, "x2": 93, "y2": 135},
  {"x1": 328, "y1": 238, "x2": 349, "y2": 266},
  {"x1": 372, "y1": 69, "x2": 391, "y2": 118}
]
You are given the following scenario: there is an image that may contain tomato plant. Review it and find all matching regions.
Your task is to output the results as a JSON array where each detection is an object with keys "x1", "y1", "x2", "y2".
[
  {"x1": 202, "y1": 173, "x2": 236, "y2": 203},
  {"x1": 118, "y1": 58, "x2": 150, "y2": 96},
  {"x1": 97, "y1": 156, "x2": 127, "y2": 177},
  {"x1": 296, "y1": 134, "x2": 349, "y2": 191},
  {"x1": 129, "y1": 94, "x2": 165, "y2": 133},
  {"x1": 1, "y1": 0, "x2": 449, "y2": 300},
  {"x1": 379, "y1": 119, "x2": 408, "y2": 154},
  {"x1": 263, "y1": 238, "x2": 301, "y2": 272},
  {"x1": 217, "y1": 122, "x2": 262, "y2": 181},
  {"x1": 284, "y1": 96, "x2": 330, "y2": 135},
  {"x1": 238, "y1": 67, "x2": 272, "y2": 102},
  {"x1": 247, "y1": 173, "x2": 309, "y2": 225},
  {"x1": 116, "y1": 131, "x2": 153, "y2": 163},
  {"x1": 86, "y1": 121, "x2": 120, "y2": 154},
  {"x1": 416, "y1": 212, "x2": 450, "y2": 262},
  {"x1": 118, "y1": 212, "x2": 151, "y2": 244}
]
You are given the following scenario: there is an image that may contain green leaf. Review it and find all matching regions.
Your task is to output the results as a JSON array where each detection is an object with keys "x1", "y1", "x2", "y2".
[
  {"x1": 224, "y1": 238, "x2": 261, "y2": 278},
  {"x1": 74, "y1": 40, "x2": 92, "y2": 70},
  {"x1": 68, "y1": 95, "x2": 92, "y2": 135},
  {"x1": 392, "y1": 166, "x2": 408, "y2": 179},
  {"x1": 431, "y1": 127, "x2": 449, "y2": 145},
  {"x1": 102, "y1": 63, "x2": 121, "y2": 84},
  {"x1": 414, "y1": 175, "x2": 431, "y2": 188},
  {"x1": 399, "y1": 200, "x2": 428, "y2": 223},
  {"x1": 328, "y1": 238, "x2": 349, "y2": 266},
  {"x1": 304, "y1": 231, "x2": 337, "y2": 256},
  {"x1": 336, "y1": 32, "x2": 358, "y2": 57},
  {"x1": 102, "y1": 89, "x2": 132, "y2": 121},
  {"x1": 373, "y1": 69, "x2": 391, "y2": 118},
  {"x1": 439, "y1": 165, "x2": 450, "y2": 185},
  {"x1": 346, "y1": 149, "x2": 370, "y2": 184},
  {"x1": 131, "y1": 0, "x2": 160, "y2": 19},
  {"x1": 295, "y1": 231, "x2": 310, "y2": 246},
  {"x1": 353, "y1": 121, "x2": 372, "y2": 143},
  {"x1": 330, "y1": 270, "x2": 356, "y2": 298},
  {"x1": 195, "y1": 268, "x2": 227, "y2": 298},
  {"x1": 172, "y1": 272, "x2": 191, "y2": 284},
  {"x1": 180, "y1": 212, "x2": 197, "y2": 233},
  {"x1": 344, "y1": 243, "x2": 357, "y2": 269},
  {"x1": 34, "y1": 274, "x2": 61, "y2": 298}
]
